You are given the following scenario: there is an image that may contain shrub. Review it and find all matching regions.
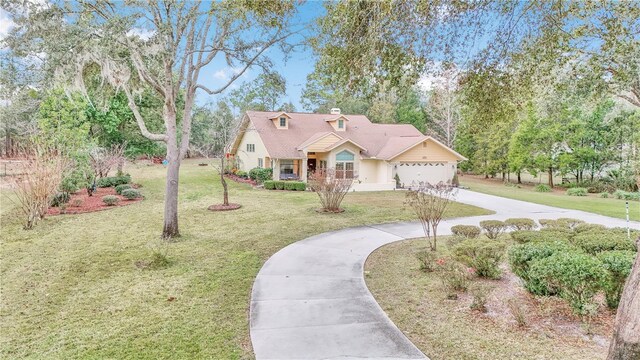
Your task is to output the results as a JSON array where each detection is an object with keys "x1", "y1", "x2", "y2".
[
  {"x1": 598, "y1": 250, "x2": 636, "y2": 308},
  {"x1": 284, "y1": 181, "x2": 306, "y2": 191},
  {"x1": 453, "y1": 239, "x2": 506, "y2": 279},
  {"x1": 507, "y1": 298, "x2": 527, "y2": 327},
  {"x1": 115, "y1": 184, "x2": 132, "y2": 195},
  {"x1": 96, "y1": 175, "x2": 131, "y2": 188},
  {"x1": 600, "y1": 192, "x2": 609, "y2": 198},
  {"x1": 235, "y1": 170, "x2": 248, "y2": 179},
  {"x1": 479, "y1": 220, "x2": 507, "y2": 239},
  {"x1": 574, "y1": 223, "x2": 607, "y2": 233},
  {"x1": 535, "y1": 184, "x2": 551, "y2": 192},
  {"x1": 510, "y1": 230, "x2": 571, "y2": 244},
  {"x1": 415, "y1": 249, "x2": 438, "y2": 272},
  {"x1": 263, "y1": 180, "x2": 276, "y2": 190},
  {"x1": 566, "y1": 187, "x2": 588, "y2": 196},
  {"x1": 248, "y1": 167, "x2": 273, "y2": 183},
  {"x1": 307, "y1": 168, "x2": 355, "y2": 213},
  {"x1": 508, "y1": 241, "x2": 576, "y2": 295},
  {"x1": 613, "y1": 190, "x2": 640, "y2": 200},
  {"x1": 470, "y1": 284, "x2": 491, "y2": 312},
  {"x1": 572, "y1": 232, "x2": 636, "y2": 255},
  {"x1": 71, "y1": 198, "x2": 83, "y2": 207},
  {"x1": 121, "y1": 188, "x2": 142, "y2": 200},
  {"x1": 528, "y1": 252, "x2": 609, "y2": 315},
  {"x1": 102, "y1": 195, "x2": 120, "y2": 206},
  {"x1": 435, "y1": 258, "x2": 472, "y2": 298},
  {"x1": 274, "y1": 181, "x2": 285, "y2": 190},
  {"x1": 50, "y1": 192, "x2": 70, "y2": 207},
  {"x1": 505, "y1": 218, "x2": 537, "y2": 231},
  {"x1": 557, "y1": 218, "x2": 585, "y2": 229},
  {"x1": 450, "y1": 225, "x2": 481, "y2": 239}
]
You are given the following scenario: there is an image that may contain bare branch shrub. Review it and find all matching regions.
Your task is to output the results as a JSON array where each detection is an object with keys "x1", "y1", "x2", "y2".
[
  {"x1": 307, "y1": 168, "x2": 354, "y2": 212},
  {"x1": 88, "y1": 143, "x2": 126, "y2": 178},
  {"x1": 9, "y1": 145, "x2": 70, "y2": 229},
  {"x1": 405, "y1": 181, "x2": 457, "y2": 251}
]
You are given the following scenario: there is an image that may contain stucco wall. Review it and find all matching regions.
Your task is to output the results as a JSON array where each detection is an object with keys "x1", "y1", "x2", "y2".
[
  {"x1": 236, "y1": 126, "x2": 269, "y2": 171},
  {"x1": 392, "y1": 139, "x2": 460, "y2": 162}
]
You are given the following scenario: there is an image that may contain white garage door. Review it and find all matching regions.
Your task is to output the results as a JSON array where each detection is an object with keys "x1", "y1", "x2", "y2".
[{"x1": 395, "y1": 162, "x2": 453, "y2": 187}]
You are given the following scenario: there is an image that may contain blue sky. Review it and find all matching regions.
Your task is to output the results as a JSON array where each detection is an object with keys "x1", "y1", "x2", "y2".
[{"x1": 198, "y1": 1, "x2": 326, "y2": 111}]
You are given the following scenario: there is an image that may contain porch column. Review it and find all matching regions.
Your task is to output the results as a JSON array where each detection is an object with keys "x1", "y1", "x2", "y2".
[{"x1": 301, "y1": 158, "x2": 308, "y2": 182}]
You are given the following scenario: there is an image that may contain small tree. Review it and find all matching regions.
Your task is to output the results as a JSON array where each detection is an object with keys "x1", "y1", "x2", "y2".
[
  {"x1": 88, "y1": 143, "x2": 126, "y2": 179},
  {"x1": 405, "y1": 181, "x2": 457, "y2": 251},
  {"x1": 307, "y1": 168, "x2": 354, "y2": 212},
  {"x1": 10, "y1": 145, "x2": 70, "y2": 229}
]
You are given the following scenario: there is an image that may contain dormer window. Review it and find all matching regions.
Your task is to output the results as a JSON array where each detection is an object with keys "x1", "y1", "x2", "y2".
[
  {"x1": 279, "y1": 117, "x2": 287, "y2": 127},
  {"x1": 326, "y1": 115, "x2": 348, "y2": 131},
  {"x1": 338, "y1": 119, "x2": 344, "y2": 129},
  {"x1": 271, "y1": 112, "x2": 291, "y2": 129}
]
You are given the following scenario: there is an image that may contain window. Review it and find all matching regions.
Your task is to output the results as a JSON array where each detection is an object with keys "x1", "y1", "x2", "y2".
[
  {"x1": 280, "y1": 160, "x2": 294, "y2": 174},
  {"x1": 258, "y1": 158, "x2": 263, "y2": 168},
  {"x1": 338, "y1": 119, "x2": 344, "y2": 129},
  {"x1": 246, "y1": 144, "x2": 255, "y2": 152},
  {"x1": 279, "y1": 117, "x2": 287, "y2": 127},
  {"x1": 335, "y1": 150, "x2": 354, "y2": 179},
  {"x1": 319, "y1": 160, "x2": 327, "y2": 170}
]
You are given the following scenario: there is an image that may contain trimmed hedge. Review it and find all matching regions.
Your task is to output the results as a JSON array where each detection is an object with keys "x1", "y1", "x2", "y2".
[
  {"x1": 479, "y1": 220, "x2": 507, "y2": 239},
  {"x1": 263, "y1": 180, "x2": 305, "y2": 191},
  {"x1": 528, "y1": 252, "x2": 609, "y2": 315},
  {"x1": 574, "y1": 223, "x2": 607, "y2": 233},
  {"x1": 97, "y1": 175, "x2": 131, "y2": 188},
  {"x1": 571, "y1": 232, "x2": 636, "y2": 255},
  {"x1": 453, "y1": 239, "x2": 506, "y2": 279},
  {"x1": 566, "y1": 187, "x2": 588, "y2": 196},
  {"x1": 505, "y1": 218, "x2": 537, "y2": 231},
  {"x1": 450, "y1": 225, "x2": 481, "y2": 239},
  {"x1": 598, "y1": 250, "x2": 636, "y2": 308},
  {"x1": 510, "y1": 229, "x2": 572, "y2": 244},
  {"x1": 508, "y1": 241, "x2": 576, "y2": 295},
  {"x1": 248, "y1": 167, "x2": 273, "y2": 183},
  {"x1": 284, "y1": 181, "x2": 306, "y2": 191}
]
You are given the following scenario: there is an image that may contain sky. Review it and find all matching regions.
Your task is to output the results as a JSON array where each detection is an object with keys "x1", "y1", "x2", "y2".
[{"x1": 198, "y1": 1, "x2": 325, "y2": 111}]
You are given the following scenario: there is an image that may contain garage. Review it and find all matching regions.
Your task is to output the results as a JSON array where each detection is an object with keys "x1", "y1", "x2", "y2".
[{"x1": 393, "y1": 162, "x2": 456, "y2": 187}]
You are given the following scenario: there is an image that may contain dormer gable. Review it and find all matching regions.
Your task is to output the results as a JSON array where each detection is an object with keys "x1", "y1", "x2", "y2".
[
  {"x1": 325, "y1": 115, "x2": 349, "y2": 132},
  {"x1": 269, "y1": 112, "x2": 291, "y2": 129}
]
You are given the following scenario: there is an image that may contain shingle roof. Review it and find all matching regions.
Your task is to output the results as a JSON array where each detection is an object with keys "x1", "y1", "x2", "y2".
[{"x1": 244, "y1": 111, "x2": 428, "y2": 160}]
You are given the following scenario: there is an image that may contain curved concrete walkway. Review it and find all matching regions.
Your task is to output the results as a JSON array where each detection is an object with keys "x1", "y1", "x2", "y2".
[{"x1": 250, "y1": 189, "x2": 639, "y2": 359}]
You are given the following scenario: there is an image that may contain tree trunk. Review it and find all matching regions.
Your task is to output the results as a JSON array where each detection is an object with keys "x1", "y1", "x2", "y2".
[
  {"x1": 220, "y1": 156, "x2": 229, "y2": 206},
  {"x1": 607, "y1": 240, "x2": 640, "y2": 360},
  {"x1": 162, "y1": 133, "x2": 180, "y2": 239},
  {"x1": 548, "y1": 167, "x2": 554, "y2": 188},
  {"x1": 517, "y1": 171, "x2": 522, "y2": 184}
]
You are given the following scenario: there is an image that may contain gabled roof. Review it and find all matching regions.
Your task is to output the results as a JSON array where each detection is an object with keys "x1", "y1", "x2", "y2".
[
  {"x1": 324, "y1": 115, "x2": 350, "y2": 122},
  {"x1": 323, "y1": 138, "x2": 367, "y2": 152},
  {"x1": 235, "y1": 111, "x2": 463, "y2": 160},
  {"x1": 269, "y1": 111, "x2": 292, "y2": 119}
]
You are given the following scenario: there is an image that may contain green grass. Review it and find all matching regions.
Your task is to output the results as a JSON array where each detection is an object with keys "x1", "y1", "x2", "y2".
[
  {"x1": 461, "y1": 176, "x2": 640, "y2": 221},
  {"x1": 365, "y1": 238, "x2": 607, "y2": 360},
  {"x1": 0, "y1": 159, "x2": 491, "y2": 359}
]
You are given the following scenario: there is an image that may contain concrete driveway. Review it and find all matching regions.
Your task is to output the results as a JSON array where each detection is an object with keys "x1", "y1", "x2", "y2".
[{"x1": 249, "y1": 189, "x2": 639, "y2": 359}]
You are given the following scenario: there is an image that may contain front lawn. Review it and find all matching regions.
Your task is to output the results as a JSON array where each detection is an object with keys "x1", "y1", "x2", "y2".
[
  {"x1": 0, "y1": 159, "x2": 490, "y2": 359},
  {"x1": 365, "y1": 237, "x2": 611, "y2": 360},
  {"x1": 460, "y1": 175, "x2": 640, "y2": 221}
]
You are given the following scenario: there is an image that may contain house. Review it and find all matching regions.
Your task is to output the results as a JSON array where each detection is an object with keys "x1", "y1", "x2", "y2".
[{"x1": 229, "y1": 109, "x2": 466, "y2": 191}]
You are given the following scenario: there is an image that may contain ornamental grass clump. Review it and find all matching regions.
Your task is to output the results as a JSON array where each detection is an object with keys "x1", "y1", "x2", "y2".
[{"x1": 121, "y1": 188, "x2": 142, "y2": 200}]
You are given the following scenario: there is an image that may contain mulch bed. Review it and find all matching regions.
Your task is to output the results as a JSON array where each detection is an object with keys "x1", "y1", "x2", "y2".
[
  {"x1": 208, "y1": 203, "x2": 242, "y2": 211},
  {"x1": 225, "y1": 174, "x2": 257, "y2": 186},
  {"x1": 47, "y1": 187, "x2": 143, "y2": 216}
]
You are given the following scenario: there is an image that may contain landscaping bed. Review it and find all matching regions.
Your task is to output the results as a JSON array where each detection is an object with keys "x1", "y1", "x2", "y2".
[
  {"x1": 47, "y1": 187, "x2": 143, "y2": 215},
  {"x1": 366, "y1": 237, "x2": 612, "y2": 359}
]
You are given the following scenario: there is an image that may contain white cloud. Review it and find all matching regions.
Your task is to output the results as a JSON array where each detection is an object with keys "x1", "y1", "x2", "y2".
[
  {"x1": 213, "y1": 66, "x2": 250, "y2": 82},
  {"x1": 126, "y1": 28, "x2": 155, "y2": 41},
  {"x1": 213, "y1": 69, "x2": 229, "y2": 80}
]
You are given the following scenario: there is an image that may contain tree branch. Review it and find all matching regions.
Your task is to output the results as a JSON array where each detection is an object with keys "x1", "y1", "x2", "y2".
[{"x1": 122, "y1": 86, "x2": 168, "y2": 142}]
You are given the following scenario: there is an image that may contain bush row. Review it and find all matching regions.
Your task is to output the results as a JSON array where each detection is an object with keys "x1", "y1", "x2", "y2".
[
  {"x1": 248, "y1": 167, "x2": 273, "y2": 183},
  {"x1": 263, "y1": 180, "x2": 306, "y2": 191}
]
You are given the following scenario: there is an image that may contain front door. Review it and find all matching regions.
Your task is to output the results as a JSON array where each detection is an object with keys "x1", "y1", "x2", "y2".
[{"x1": 307, "y1": 159, "x2": 317, "y2": 175}]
